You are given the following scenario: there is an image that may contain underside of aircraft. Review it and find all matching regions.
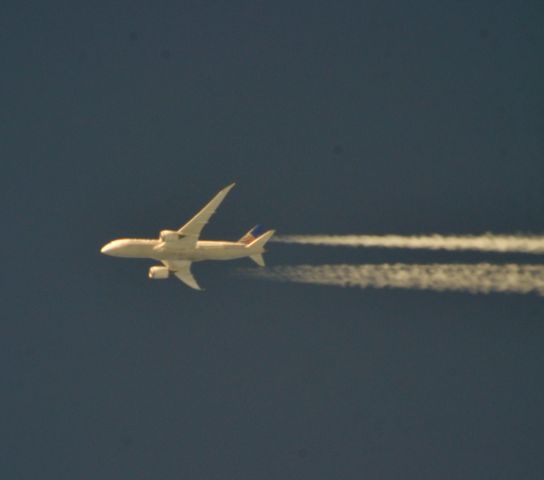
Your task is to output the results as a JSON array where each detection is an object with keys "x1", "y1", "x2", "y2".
[{"x1": 101, "y1": 183, "x2": 275, "y2": 290}]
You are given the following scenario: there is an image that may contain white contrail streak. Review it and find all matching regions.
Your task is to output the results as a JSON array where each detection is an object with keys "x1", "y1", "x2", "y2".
[
  {"x1": 272, "y1": 234, "x2": 544, "y2": 254},
  {"x1": 242, "y1": 264, "x2": 544, "y2": 296}
]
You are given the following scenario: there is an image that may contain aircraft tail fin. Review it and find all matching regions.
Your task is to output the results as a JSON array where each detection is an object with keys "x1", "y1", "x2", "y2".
[
  {"x1": 242, "y1": 228, "x2": 275, "y2": 267},
  {"x1": 239, "y1": 224, "x2": 266, "y2": 245}
]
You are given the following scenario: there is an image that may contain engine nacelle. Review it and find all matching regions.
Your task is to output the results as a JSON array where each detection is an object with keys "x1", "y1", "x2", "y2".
[
  {"x1": 148, "y1": 266, "x2": 170, "y2": 280},
  {"x1": 160, "y1": 230, "x2": 183, "y2": 242}
]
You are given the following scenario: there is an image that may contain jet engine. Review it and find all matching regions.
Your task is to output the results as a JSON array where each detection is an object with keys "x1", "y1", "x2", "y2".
[
  {"x1": 159, "y1": 230, "x2": 180, "y2": 242},
  {"x1": 148, "y1": 266, "x2": 169, "y2": 279}
]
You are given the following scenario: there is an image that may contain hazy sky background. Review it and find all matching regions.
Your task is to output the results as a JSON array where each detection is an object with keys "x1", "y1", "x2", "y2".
[{"x1": 3, "y1": 1, "x2": 544, "y2": 478}]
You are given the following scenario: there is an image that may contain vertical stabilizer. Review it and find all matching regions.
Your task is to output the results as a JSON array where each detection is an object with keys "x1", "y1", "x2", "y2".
[
  {"x1": 239, "y1": 225, "x2": 266, "y2": 244},
  {"x1": 244, "y1": 228, "x2": 274, "y2": 267}
]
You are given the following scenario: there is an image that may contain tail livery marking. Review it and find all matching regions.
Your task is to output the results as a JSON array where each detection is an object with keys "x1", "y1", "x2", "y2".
[{"x1": 239, "y1": 225, "x2": 266, "y2": 245}]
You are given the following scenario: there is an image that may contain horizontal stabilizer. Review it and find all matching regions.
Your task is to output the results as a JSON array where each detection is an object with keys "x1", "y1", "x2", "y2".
[
  {"x1": 250, "y1": 254, "x2": 265, "y2": 267},
  {"x1": 246, "y1": 230, "x2": 275, "y2": 251}
]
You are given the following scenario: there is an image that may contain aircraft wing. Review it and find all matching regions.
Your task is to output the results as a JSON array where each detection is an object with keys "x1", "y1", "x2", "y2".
[
  {"x1": 176, "y1": 183, "x2": 235, "y2": 247},
  {"x1": 162, "y1": 260, "x2": 202, "y2": 290}
]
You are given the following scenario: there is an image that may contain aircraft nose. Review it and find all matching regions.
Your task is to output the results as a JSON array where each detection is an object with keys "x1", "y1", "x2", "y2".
[{"x1": 100, "y1": 243, "x2": 114, "y2": 255}]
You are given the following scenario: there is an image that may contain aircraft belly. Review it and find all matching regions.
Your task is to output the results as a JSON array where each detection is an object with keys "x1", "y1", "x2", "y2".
[
  {"x1": 121, "y1": 244, "x2": 157, "y2": 258},
  {"x1": 101, "y1": 184, "x2": 274, "y2": 289},
  {"x1": 161, "y1": 245, "x2": 247, "y2": 262},
  {"x1": 199, "y1": 245, "x2": 247, "y2": 261}
]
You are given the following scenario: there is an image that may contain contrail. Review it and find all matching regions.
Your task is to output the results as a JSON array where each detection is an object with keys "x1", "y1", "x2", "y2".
[
  {"x1": 241, "y1": 263, "x2": 544, "y2": 296},
  {"x1": 272, "y1": 234, "x2": 544, "y2": 254}
]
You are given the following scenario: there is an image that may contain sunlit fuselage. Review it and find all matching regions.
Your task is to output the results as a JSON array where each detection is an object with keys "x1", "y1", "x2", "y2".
[{"x1": 100, "y1": 238, "x2": 254, "y2": 262}]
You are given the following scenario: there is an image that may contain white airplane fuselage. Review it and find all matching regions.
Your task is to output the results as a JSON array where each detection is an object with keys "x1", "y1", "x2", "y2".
[
  {"x1": 100, "y1": 183, "x2": 274, "y2": 289},
  {"x1": 101, "y1": 238, "x2": 257, "y2": 262}
]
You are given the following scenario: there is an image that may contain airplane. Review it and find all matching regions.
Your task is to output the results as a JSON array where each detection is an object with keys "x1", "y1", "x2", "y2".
[{"x1": 100, "y1": 183, "x2": 275, "y2": 290}]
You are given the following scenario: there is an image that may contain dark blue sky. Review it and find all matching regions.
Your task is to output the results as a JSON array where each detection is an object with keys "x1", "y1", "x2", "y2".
[{"x1": 3, "y1": 1, "x2": 544, "y2": 478}]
